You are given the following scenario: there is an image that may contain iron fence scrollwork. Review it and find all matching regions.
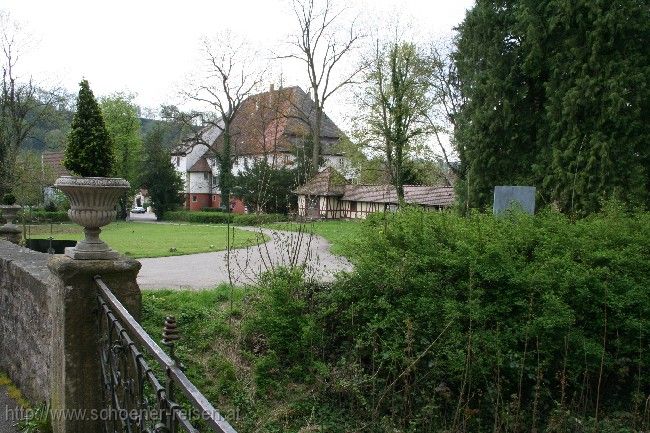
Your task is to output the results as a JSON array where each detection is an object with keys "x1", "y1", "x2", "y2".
[{"x1": 95, "y1": 275, "x2": 237, "y2": 433}]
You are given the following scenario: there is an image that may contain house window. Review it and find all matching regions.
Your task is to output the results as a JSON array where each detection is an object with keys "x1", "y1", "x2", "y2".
[
  {"x1": 350, "y1": 201, "x2": 357, "y2": 212},
  {"x1": 212, "y1": 176, "x2": 219, "y2": 187},
  {"x1": 192, "y1": 195, "x2": 197, "y2": 202},
  {"x1": 203, "y1": 172, "x2": 209, "y2": 180},
  {"x1": 175, "y1": 157, "x2": 180, "y2": 167},
  {"x1": 212, "y1": 195, "x2": 217, "y2": 202}
]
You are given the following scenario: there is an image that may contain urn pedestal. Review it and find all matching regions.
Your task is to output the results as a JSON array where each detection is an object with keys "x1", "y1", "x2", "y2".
[
  {"x1": 0, "y1": 204, "x2": 22, "y2": 244},
  {"x1": 54, "y1": 176, "x2": 130, "y2": 260}
]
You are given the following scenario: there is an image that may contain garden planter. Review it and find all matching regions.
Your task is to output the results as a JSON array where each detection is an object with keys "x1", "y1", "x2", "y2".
[
  {"x1": 54, "y1": 176, "x2": 129, "y2": 260},
  {"x1": 0, "y1": 204, "x2": 22, "y2": 244}
]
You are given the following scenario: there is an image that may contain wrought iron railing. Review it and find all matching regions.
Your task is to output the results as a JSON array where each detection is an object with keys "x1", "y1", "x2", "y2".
[{"x1": 95, "y1": 275, "x2": 238, "y2": 433}]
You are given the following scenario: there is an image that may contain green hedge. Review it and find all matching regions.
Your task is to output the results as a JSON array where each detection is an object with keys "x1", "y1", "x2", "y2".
[
  {"x1": 18, "y1": 210, "x2": 70, "y2": 223},
  {"x1": 243, "y1": 206, "x2": 650, "y2": 432},
  {"x1": 163, "y1": 211, "x2": 286, "y2": 226}
]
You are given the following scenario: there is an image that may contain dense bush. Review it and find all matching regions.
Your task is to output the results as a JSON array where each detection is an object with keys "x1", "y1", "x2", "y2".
[
  {"x1": 243, "y1": 207, "x2": 650, "y2": 432},
  {"x1": 2, "y1": 193, "x2": 16, "y2": 205},
  {"x1": 243, "y1": 269, "x2": 322, "y2": 395},
  {"x1": 20, "y1": 210, "x2": 69, "y2": 223},
  {"x1": 164, "y1": 211, "x2": 286, "y2": 226},
  {"x1": 233, "y1": 160, "x2": 298, "y2": 215}
]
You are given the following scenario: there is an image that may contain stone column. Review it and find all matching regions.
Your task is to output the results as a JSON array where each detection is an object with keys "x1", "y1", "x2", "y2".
[
  {"x1": 0, "y1": 204, "x2": 22, "y2": 244},
  {"x1": 47, "y1": 255, "x2": 141, "y2": 433}
]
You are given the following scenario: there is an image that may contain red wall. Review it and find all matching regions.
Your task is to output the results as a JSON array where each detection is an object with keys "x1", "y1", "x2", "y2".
[
  {"x1": 187, "y1": 193, "x2": 211, "y2": 211},
  {"x1": 184, "y1": 194, "x2": 246, "y2": 214}
]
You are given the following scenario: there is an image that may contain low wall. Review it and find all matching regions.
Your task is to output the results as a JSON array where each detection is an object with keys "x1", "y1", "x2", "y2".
[{"x1": 0, "y1": 240, "x2": 53, "y2": 402}]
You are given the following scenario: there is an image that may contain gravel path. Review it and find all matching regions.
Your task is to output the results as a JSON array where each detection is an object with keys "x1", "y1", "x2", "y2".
[
  {"x1": 137, "y1": 227, "x2": 353, "y2": 290},
  {"x1": 0, "y1": 386, "x2": 19, "y2": 433}
]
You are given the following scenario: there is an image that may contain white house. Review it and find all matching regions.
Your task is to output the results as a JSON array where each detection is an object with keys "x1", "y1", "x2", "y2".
[{"x1": 171, "y1": 85, "x2": 353, "y2": 212}]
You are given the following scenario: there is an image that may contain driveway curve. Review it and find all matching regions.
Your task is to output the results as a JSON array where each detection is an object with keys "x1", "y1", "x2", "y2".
[{"x1": 137, "y1": 227, "x2": 353, "y2": 290}]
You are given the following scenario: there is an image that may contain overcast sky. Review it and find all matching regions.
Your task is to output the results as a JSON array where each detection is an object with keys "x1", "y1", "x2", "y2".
[{"x1": 1, "y1": 0, "x2": 473, "y2": 143}]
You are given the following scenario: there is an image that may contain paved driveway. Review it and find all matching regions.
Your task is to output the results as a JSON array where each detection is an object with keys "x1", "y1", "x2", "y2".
[{"x1": 137, "y1": 227, "x2": 353, "y2": 290}]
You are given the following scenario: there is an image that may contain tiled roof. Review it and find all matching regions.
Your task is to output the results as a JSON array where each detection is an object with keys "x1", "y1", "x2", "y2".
[
  {"x1": 188, "y1": 157, "x2": 212, "y2": 173},
  {"x1": 212, "y1": 86, "x2": 344, "y2": 157},
  {"x1": 342, "y1": 185, "x2": 455, "y2": 207},
  {"x1": 294, "y1": 168, "x2": 456, "y2": 208},
  {"x1": 41, "y1": 151, "x2": 70, "y2": 178},
  {"x1": 172, "y1": 122, "x2": 223, "y2": 156},
  {"x1": 293, "y1": 167, "x2": 348, "y2": 196}
]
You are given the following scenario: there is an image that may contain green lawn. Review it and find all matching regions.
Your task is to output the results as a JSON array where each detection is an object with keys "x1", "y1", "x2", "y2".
[
  {"x1": 25, "y1": 222, "x2": 266, "y2": 258},
  {"x1": 264, "y1": 219, "x2": 364, "y2": 257}
]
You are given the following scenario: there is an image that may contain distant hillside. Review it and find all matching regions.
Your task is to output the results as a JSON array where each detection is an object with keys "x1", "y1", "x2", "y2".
[{"x1": 23, "y1": 110, "x2": 182, "y2": 153}]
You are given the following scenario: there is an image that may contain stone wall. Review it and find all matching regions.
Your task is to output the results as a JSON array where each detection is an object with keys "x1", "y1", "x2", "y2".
[{"x1": 0, "y1": 240, "x2": 53, "y2": 402}]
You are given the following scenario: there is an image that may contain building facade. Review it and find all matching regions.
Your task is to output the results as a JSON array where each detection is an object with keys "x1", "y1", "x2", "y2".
[{"x1": 171, "y1": 85, "x2": 353, "y2": 212}]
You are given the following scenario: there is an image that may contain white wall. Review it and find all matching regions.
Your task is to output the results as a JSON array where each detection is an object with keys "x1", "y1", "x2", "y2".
[
  {"x1": 188, "y1": 172, "x2": 213, "y2": 194},
  {"x1": 323, "y1": 155, "x2": 357, "y2": 180}
]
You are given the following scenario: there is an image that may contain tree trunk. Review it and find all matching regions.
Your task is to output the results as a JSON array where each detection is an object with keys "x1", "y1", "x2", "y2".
[
  {"x1": 117, "y1": 194, "x2": 128, "y2": 220},
  {"x1": 394, "y1": 139, "x2": 405, "y2": 205},
  {"x1": 310, "y1": 107, "x2": 323, "y2": 177},
  {"x1": 220, "y1": 123, "x2": 233, "y2": 213}
]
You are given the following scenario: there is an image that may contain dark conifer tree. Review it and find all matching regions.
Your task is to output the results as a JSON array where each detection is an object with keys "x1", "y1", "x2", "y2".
[
  {"x1": 454, "y1": 0, "x2": 649, "y2": 214},
  {"x1": 139, "y1": 125, "x2": 183, "y2": 220},
  {"x1": 63, "y1": 79, "x2": 115, "y2": 177}
]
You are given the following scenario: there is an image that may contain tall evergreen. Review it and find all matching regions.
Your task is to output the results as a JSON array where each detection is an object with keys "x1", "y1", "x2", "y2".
[
  {"x1": 139, "y1": 125, "x2": 183, "y2": 220},
  {"x1": 543, "y1": 0, "x2": 650, "y2": 214},
  {"x1": 64, "y1": 79, "x2": 115, "y2": 177},
  {"x1": 454, "y1": 0, "x2": 650, "y2": 214}
]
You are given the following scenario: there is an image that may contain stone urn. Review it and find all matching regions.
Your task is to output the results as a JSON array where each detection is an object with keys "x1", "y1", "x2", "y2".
[
  {"x1": 0, "y1": 204, "x2": 22, "y2": 244},
  {"x1": 54, "y1": 176, "x2": 130, "y2": 260}
]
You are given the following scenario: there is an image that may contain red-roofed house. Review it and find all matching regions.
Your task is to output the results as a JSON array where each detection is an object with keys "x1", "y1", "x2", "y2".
[{"x1": 171, "y1": 85, "x2": 353, "y2": 212}]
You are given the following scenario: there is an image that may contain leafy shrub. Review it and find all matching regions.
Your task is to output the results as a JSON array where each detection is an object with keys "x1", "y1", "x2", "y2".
[
  {"x1": 164, "y1": 211, "x2": 286, "y2": 226},
  {"x1": 243, "y1": 269, "x2": 322, "y2": 391},
  {"x1": 315, "y1": 207, "x2": 650, "y2": 431},
  {"x1": 25, "y1": 211, "x2": 69, "y2": 223},
  {"x1": 2, "y1": 193, "x2": 16, "y2": 205},
  {"x1": 43, "y1": 201, "x2": 57, "y2": 212},
  {"x1": 142, "y1": 207, "x2": 650, "y2": 432}
]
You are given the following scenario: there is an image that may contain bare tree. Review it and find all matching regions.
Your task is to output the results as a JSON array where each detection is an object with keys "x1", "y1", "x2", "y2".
[
  {"x1": 283, "y1": 0, "x2": 363, "y2": 176},
  {"x1": 424, "y1": 43, "x2": 464, "y2": 179},
  {"x1": 0, "y1": 11, "x2": 63, "y2": 195},
  {"x1": 181, "y1": 32, "x2": 266, "y2": 211}
]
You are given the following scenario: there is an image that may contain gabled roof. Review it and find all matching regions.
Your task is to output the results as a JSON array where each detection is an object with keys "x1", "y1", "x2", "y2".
[
  {"x1": 171, "y1": 122, "x2": 223, "y2": 156},
  {"x1": 293, "y1": 167, "x2": 348, "y2": 196},
  {"x1": 42, "y1": 151, "x2": 70, "y2": 178},
  {"x1": 212, "y1": 86, "x2": 345, "y2": 157},
  {"x1": 188, "y1": 157, "x2": 212, "y2": 173}
]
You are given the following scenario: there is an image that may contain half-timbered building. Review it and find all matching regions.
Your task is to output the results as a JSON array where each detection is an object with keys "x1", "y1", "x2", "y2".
[{"x1": 294, "y1": 167, "x2": 456, "y2": 219}]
